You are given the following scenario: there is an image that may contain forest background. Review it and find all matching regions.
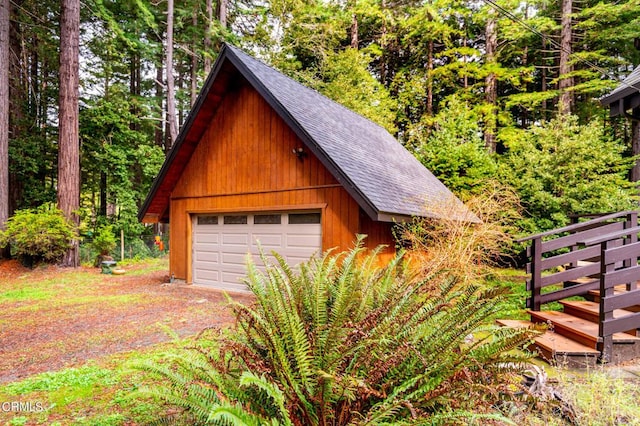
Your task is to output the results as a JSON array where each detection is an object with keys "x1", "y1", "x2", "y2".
[{"x1": 1, "y1": 0, "x2": 640, "y2": 265}]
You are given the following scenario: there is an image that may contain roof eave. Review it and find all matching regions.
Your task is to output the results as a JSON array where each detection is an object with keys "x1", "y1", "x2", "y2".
[
  {"x1": 376, "y1": 210, "x2": 481, "y2": 224},
  {"x1": 138, "y1": 44, "x2": 232, "y2": 223}
]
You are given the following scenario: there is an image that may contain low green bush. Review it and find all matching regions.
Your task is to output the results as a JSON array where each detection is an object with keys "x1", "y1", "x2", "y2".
[
  {"x1": 0, "y1": 204, "x2": 77, "y2": 266},
  {"x1": 134, "y1": 238, "x2": 539, "y2": 424},
  {"x1": 92, "y1": 225, "x2": 117, "y2": 256}
]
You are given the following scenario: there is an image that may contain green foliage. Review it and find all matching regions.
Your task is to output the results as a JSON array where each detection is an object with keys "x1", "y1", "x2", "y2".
[
  {"x1": 499, "y1": 115, "x2": 637, "y2": 232},
  {"x1": 413, "y1": 96, "x2": 498, "y2": 197},
  {"x1": 0, "y1": 204, "x2": 77, "y2": 265},
  {"x1": 309, "y1": 48, "x2": 398, "y2": 134},
  {"x1": 556, "y1": 368, "x2": 640, "y2": 425},
  {"x1": 4, "y1": 365, "x2": 117, "y2": 395},
  {"x1": 134, "y1": 239, "x2": 538, "y2": 424},
  {"x1": 80, "y1": 89, "x2": 164, "y2": 238},
  {"x1": 92, "y1": 225, "x2": 117, "y2": 256}
]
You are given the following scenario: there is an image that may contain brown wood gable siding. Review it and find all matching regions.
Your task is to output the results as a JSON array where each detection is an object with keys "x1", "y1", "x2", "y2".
[{"x1": 169, "y1": 83, "x2": 393, "y2": 281}]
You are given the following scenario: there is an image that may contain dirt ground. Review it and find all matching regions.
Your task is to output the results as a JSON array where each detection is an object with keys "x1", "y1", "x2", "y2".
[{"x1": 0, "y1": 258, "x2": 253, "y2": 384}]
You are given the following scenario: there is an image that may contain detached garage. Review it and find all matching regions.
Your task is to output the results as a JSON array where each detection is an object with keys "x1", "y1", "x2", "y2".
[{"x1": 139, "y1": 44, "x2": 476, "y2": 290}]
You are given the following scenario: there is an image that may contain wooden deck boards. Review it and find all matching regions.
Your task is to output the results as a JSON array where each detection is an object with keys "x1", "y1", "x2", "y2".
[{"x1": 528, "y1": 310, "x2": 640, "y2": 347}]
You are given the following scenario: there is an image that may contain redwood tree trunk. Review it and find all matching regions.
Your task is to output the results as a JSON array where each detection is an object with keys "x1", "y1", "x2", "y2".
[
  {"x1": 166, "y1": 0, "x2": 178, "y2": 146},
  {"x1": 0, "y1": 0, "x2": 9, "y2": 257},
  {"x1": 426, "y1": 39, "x2": 433, "y2": 116},
  {"x1": 155, "y1": 45, "x2": 164, "y2": 149},
  {"x1": 190, "y1": 9, "x2": 198, "y2": 106},
  {"x1": 558, "y1": 0, "x2": 573, "y2": 115},
  {"x1": 350, "y1": 0, "x2": 358, "y2": 49},
  {"x1": 217, "y1": 0, "x2": 227, "y2": 29},
  {"x1": 204, "y1": 0, "x2": 212, "y2": 75},
  {"x1": 8, "y1": 0, "x2": 23, "y2": 215},
  {"x1": 484, "y1": 9, "x2": 497, "y2": 152},
  {"x1": 57, "y1": 0, "x2": 80, "y2": 267}
]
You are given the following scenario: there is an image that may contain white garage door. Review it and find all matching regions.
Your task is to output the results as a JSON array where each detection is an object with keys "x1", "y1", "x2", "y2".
[{"x1": 192, "y1": 211, "x2": 322, "y2": 291}]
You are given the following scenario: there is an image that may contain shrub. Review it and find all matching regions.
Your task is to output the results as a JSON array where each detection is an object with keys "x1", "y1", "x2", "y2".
[
  {"x1": 134, "y1": 238, "x2": 538, "y2": 424},
  {"x1": 0, "y1": 204, "x2": 77, "y2": 266},
  {"x1": 92, "y1": 225, "x2": 117, "y2": 256},
  {"x1": 412, "y1": 96, "x2": 498, "y2": 198},
  {"x1": 498, "y1": 115, "x2": 637, "y2": 233},
  {"x1": 395, "y1": 183, "x2": 523, "y2": 278}
]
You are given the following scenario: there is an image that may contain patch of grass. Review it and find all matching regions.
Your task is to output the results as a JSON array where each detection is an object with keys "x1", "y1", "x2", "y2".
[
  {"x1": 0, "y1": 332, "x2": 177, "y2": 423},
  {"x1": 0, "y1": 287, "x2": 52, "y2": 302},
  {"x1": 0, "y1": 340, "x2": 187, "y2": 425},
  {"x1": 559, "y1": 368, "x2": 640, "y2": 425},
  {"x1": 4, "y1": 365, "x2": 117, "y2": 395},
  {"x1": 484, "y1": 268, "x2": 530, "y2": 320},
  {"x1": 117, "y1": 257, "x2": 168, "y2": 275}
]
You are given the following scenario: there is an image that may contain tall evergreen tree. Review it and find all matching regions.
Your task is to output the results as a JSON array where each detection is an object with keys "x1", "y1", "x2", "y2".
[
  {"x1": 558, "y1": 0, "x2": 573, "y2": 115},
  {"x1": 57, "y1": 0, "x2": 80, "y2": 267},
  {"x1": 0, "y1": 0, "x2": 9, "y2": 257},
  {"x1": 166, "y1": 0, "x2": 178, "y2": 146}
]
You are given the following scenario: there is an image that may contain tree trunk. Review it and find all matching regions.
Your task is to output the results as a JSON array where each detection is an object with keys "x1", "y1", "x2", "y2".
[
  {"x1": 484, "y1": 8, "x2": 497, "y2": 152},
  {"x1": 129, "y1": 52, "x2": 141, "y2": 132},
  {"x1": 190, "y1": 9, "x2": 198, "y2": 106},
  {"x1": 0, "y1": 0, "x2": 9, "y2": 257},
  {"x1": 350, "y1": 0, "x2": 358, "y2": 49},
  {"x1": 217, "y1": 0, "x2": 227, "y2": 29},
  {"x1": 57, "y1": 0, "x2": 80, "y2": 267},
  {"x1": 426, "y1": 39, "x2": 433, "y2": 116},
  {"x1": 558, "y1": 0, "x2": 573, "y2": 115},
  {"x1": 8, "y1": 0, "x2": 23, "y2": 215},
  {"x1": 380, "y1": 0, "x2": 387, "y2": 84},
  {"x1": 166, "y1": 0, "x2": 178, "y2": 146},
  {"x1": 155, "y1": 53, "x2": 164, "y2": 149},
  {"x1": 204, "y1": 0, "x2": 212, "y2": 75}
]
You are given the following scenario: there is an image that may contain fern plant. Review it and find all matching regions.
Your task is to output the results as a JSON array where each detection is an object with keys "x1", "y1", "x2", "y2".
[{"x1": 134, "y1": 237, "x2": 538, "y2": 424}]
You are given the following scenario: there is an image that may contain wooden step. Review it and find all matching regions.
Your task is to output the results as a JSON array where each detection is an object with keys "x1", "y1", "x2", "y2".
[
  {"x1": 587, "y1": 286, "x2": 640, "y2": 312},
  {"x1": 528, "y1": 310, "x2": 640, "y2": 349},
  {"x1": 497, "y1": 319, "x2": 598, "y2": 368},
  {"x1": 560, "y1": 300, "x2": 638, "y2": 335},
  {"x1": 564, "y1": 277, "x2": 598, "y2": 287}
]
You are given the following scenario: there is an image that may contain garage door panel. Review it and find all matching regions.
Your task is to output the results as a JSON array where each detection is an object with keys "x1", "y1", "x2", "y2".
[
  {"x1": 194, "y1": 240, "x2": 220, "y2": 249},
  {"x1": 193, "y1": 212, "x2": 322, "y2": 289},
  {"x1": 195, "y1": 251, "x2": 219, "y2": 262},
  {"x1": 286, "y1": 233, "x2": 321, "y2": 248},
  {"x1": 251, "y1": 233, "x2": 283, "y2": 248},
  {"x1": 223, "y1": 233, "x2": 249, "y2": 245},
  {"x1": 222, "y1": 270, "x2": 246, "y2": 285},
  {"x1": 194, "y1": 233, "x2": 220, "y2": 244},
  {"x1": 194, "y1": 267, "x2": 221, "y2": 281},
  {"x1": 222, "y1": 252, "x2": 249, "y2": 266},
  {"x1": 286, "y1": 255, "x2": 315, "y2": 264}
]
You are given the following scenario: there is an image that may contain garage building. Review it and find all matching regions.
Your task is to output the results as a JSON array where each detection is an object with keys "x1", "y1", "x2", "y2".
[{"x1": 138, "y1": 44, "x2": 476, "y2": 291}]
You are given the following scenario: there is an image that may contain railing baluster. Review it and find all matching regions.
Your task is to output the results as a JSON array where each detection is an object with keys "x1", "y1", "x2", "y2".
[
  {"x1": 599, "y1": 239, "x2": 616, "y2": 364},
  {"x1": 625, "y1": 212, "x2": 638, "y2": 291},
  {"x1": 531, "y1": 237, "x2": 542, "y2": 312}
]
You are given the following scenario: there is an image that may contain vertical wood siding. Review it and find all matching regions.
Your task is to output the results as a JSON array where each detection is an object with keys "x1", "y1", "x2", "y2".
[{"x1": 169, "y1": 83, "x2": 394, "y2": 280}]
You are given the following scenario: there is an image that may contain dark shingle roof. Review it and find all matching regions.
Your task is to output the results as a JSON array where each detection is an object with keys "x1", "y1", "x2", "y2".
[
  {"x1": 139, "y1": 44, "x2": 478, "y2": 223},
  {"x1": 600, "y1": 65, "x2": 640, "y2": 110}
]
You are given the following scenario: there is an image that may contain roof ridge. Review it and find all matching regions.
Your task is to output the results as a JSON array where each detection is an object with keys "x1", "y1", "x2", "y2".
[{"x1": 224, "y1": 43, "x2": 391, "y2": 135}]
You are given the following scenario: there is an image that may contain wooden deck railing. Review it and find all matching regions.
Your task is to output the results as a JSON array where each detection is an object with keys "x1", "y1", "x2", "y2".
[
  {"x1": 592, "y1": 230, "x2": 640, "y2": 362},
  {"x1": 517, "y1": 211, "x2": 639, "y2": 311}
]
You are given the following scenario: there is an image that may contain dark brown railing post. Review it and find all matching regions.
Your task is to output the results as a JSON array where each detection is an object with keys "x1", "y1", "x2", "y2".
[
  {"x1": 625, "y1": 212, "x2": 638, "y2": 291},
  {"x1": 530, "y1": 237, "x2": 542, "y2": 312},
  {"x1": 599, "y1": 239, "x2": 616, "y2": 364}
]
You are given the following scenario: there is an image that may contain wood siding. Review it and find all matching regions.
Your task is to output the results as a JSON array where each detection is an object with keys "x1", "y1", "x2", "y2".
[{"x1": 169, "y1": 83, "x2": 393, "y2": 281}]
